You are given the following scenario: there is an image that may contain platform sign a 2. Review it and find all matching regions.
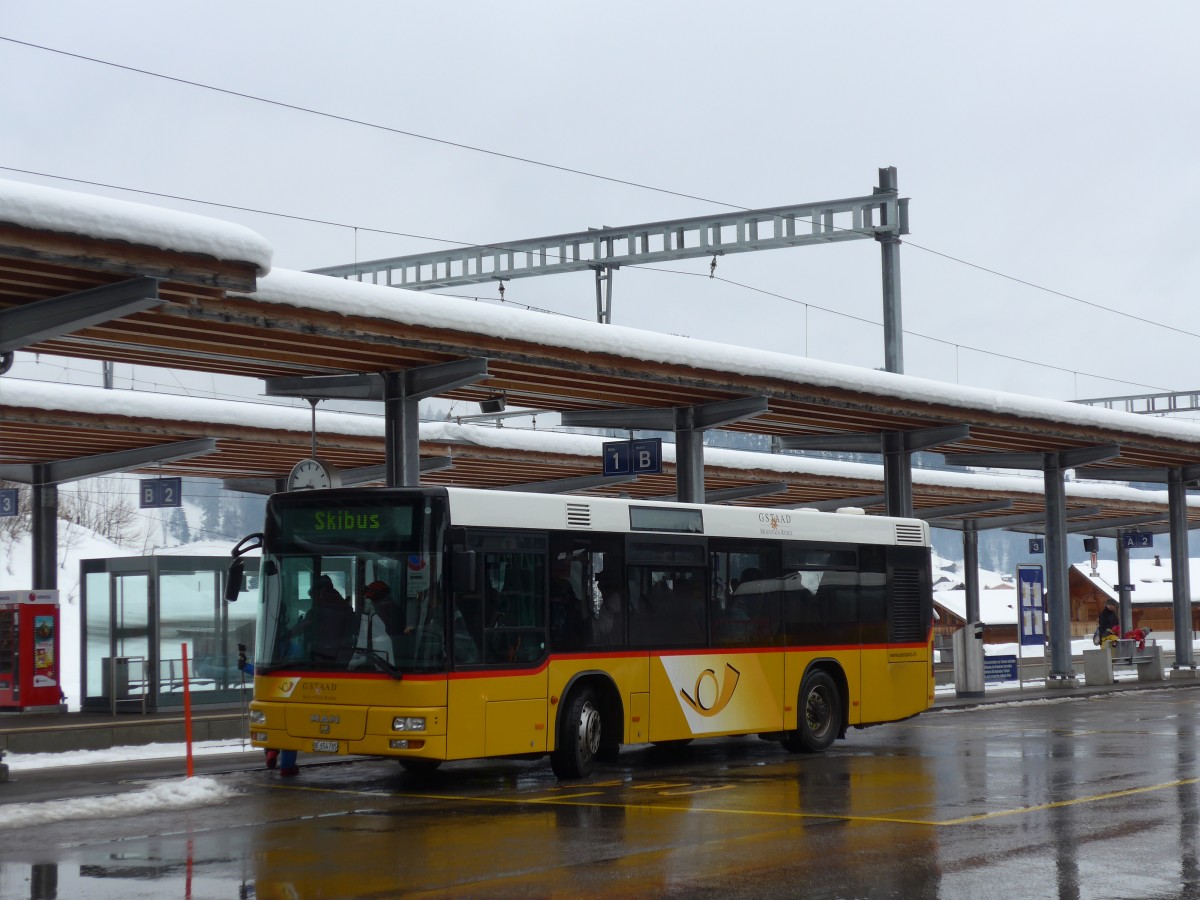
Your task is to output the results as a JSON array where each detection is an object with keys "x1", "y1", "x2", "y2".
[
  {"x1": 139, "y1": 477, "x2": 183, "y2": 509},
  {"x1": 1016, "y1": 563, "x2": 1046, "y2": 647},
  {"x1": 1121, "y1": 531, "x2": 1153, "y2": 549}
]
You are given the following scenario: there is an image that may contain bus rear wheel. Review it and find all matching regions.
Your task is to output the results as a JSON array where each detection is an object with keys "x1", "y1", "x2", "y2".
[
  {"x1": 551, "y1": 687, "x2": 602, "y2": 779},
  {"x1": 782, "y1": 670, "x2": 840, "y2": 753}
]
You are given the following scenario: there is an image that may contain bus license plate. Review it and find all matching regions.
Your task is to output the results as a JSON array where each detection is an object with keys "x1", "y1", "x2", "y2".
[{"x1": 311, "y1": 740, "x2": 339, "y2": 753}]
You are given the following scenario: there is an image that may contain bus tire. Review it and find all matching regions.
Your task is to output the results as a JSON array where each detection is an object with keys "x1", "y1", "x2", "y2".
[
  {"x1": 551, "y1": 687, "x2": 602, "y2": 779},
  {"x1": 782, "y1": 669, "x2": 840, "y2": 753},
  {"x1": 398, "y1": 758, "x2": 442, "y2": 775}
]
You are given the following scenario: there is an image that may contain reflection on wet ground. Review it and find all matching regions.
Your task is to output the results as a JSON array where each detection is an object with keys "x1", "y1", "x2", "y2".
[{"x1": 3, "y1": 685, "x2": 1200, "y2": 898}]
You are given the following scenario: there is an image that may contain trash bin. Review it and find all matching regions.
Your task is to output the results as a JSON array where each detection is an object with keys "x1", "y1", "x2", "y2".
[
  {"x1": 102, "y1": 656, "x2": 131, "y2": 700},
  {"x1": 952, "y1": 623, "x2": 985, "y2": 698}
]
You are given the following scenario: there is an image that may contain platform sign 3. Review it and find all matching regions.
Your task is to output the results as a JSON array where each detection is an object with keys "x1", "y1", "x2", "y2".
[
  {"x1": 0, "y1": 488, "x2": 17, "y2": 518},
  {"x1": 140, "y1": 477, "x2": 183, "y2": 509}
]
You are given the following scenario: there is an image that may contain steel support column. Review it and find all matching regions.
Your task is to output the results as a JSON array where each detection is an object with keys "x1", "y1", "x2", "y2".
[
  {"x1": 882, "y1": 431, "x2": 912, "y2": 517},
  {"x1": 675, "y1": 420, "x2": 706, "y2": 505},
  {"x1": 962, "y1": 520, "x2": 980, "y2": 625},
  {"x1": 265, "y1": 359, "x2": 488, "y2": 489},
  {"x1": 1116, "y1": 541, "x2": 1132, "y2": 634},
  {"x1": 1074, "y1": 462, "x2": 1200, "y2": 673},
  {"x1": 943, "y1": 444, "x2": 1120, "y2": 685},
  {"x1": 875, "y1": 166, "x2": 907, "y2": 375},
  {"x1": 1168, "y1": 470, "x2": 1196, "y2": 669},
  {"x1": 1043, "y1": 455, "x2": 1073, "y2": 680},
  {"x1": 780, "y1": 425, "x2": 968, "y2": 520},
  {"x1": 32, "y1": 477, "x2": 57, "y2": 590},
  {"x1": 561, "y1": 396, "x2": 769, "y2": 506},
  {"x1": 384, "y1": 372, "x2": 421, "y2": 487}
]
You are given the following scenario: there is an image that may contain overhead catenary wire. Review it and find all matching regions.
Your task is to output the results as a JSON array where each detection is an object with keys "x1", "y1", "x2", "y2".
[
  {"x1": 0, "y1": 38, "x2": 1192, "y2": 395},
  {"x1": 0, "y1": 163, "x2": 1178, "y2": 400}
]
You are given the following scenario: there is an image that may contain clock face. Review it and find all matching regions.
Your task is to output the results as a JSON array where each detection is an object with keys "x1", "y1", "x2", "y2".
[{"x1": 288, "y1": 458, "x2": 341, "y2": 491}]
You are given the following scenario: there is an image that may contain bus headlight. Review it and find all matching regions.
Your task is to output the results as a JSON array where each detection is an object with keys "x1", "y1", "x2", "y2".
[
  {"x1": 252, "y1": 731, "x2": 268, "y2": 742},
  {"x1": 392, "y1": 716, "x2": 426, "y2": 732},
  {"x1": 249, "y1": 709, "x2": 266, "y2": 725}
]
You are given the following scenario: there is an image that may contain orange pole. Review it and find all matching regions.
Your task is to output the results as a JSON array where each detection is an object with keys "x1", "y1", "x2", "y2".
[{"x1": 181, "y1": 643, "x2": 194, "y2": 778}]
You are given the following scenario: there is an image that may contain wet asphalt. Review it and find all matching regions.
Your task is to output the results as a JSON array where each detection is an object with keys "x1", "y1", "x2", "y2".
[{"x1": 2, "y1": 680, "x2": 1199, "y2": 899}]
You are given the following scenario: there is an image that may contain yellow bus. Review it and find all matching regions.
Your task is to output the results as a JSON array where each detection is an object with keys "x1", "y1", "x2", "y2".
[{"x1": 227, "y1": 487, "x2": 934, "y2": 779}]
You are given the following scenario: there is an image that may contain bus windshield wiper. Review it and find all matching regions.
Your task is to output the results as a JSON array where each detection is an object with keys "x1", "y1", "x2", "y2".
[{"x1": 352, "y1": 646, "x2": 403, "y2": 679}]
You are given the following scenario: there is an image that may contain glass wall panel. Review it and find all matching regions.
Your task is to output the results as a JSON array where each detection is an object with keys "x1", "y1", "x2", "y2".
[
  {"x1": 158, "y1": 570, "x2": 220, "y2": 697},
  {"x1": 84, "y1": 571, "x2": 111, "y2": 703}
]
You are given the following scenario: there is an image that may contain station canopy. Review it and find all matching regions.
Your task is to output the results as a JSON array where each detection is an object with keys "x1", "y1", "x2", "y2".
[{"x1": 4, "y1": 178, "x2": 1200, "y2": 532}]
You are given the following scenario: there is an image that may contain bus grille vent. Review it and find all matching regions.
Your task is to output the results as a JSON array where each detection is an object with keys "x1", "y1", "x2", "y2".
[
  {"x1": 565, "y1": 503, "x2": 592, "y2": 528},
  {"x1": 889, "y1": 569, "x2": 924, "y2": 643},
  {"x1": 894, "y1": 523, "x2": 925, "y2": 545}
]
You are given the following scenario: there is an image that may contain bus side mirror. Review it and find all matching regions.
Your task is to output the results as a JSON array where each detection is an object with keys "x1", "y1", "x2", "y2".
[
  {"x1": 450, "y1": 549, "x2": 476, "y2": 592},
  {"x1": 224, "y1": 558, "x2": 245, "y2": 602}
]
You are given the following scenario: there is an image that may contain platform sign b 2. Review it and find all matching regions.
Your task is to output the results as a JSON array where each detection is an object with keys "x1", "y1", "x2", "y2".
[{"x1": 139, "y1": 477, "x2": 182, "y2": 509}]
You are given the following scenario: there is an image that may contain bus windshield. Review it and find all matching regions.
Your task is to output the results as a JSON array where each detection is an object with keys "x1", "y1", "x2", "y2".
[{"x1": 253, "y1": 493, "x2": 451, "y2": 675}]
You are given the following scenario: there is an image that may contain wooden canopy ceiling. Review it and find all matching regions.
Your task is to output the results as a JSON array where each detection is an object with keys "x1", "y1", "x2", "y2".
[{"x1": 2, "y1": 393, "x2": 1196, "y2": 533}]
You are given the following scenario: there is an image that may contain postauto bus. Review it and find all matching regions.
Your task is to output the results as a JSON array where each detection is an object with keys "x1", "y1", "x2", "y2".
[{"x1": 226, "y1": 486, "x2": 934, "y2": 778}]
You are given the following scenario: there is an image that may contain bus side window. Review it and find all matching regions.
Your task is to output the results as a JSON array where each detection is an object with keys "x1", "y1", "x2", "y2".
[{"x1": 483, "y1": 551, "x2": 546, "y2": 664}]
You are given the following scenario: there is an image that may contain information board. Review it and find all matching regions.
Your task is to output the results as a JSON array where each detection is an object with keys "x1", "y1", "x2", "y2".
[
  {"x1": 1017, "y1": 563, "x2": 1046, "y2": 647},
  {"x1": 984, "y1": 654, "x2": 1018, "y2": 683}
]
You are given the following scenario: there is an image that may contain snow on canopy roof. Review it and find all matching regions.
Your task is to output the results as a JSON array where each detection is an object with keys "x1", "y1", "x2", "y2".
[
  {"x1": 253, "y1": 268, "x2": 1200, "y2": 447},
  {"x1": 0, "y1": 178, "x2": 272, "y2": 274},
  {"x1": 1073, "y1": 557, "x2": 1200, "y2": 605},
  {"x1": 7, "y1": 379, "x2": 1199, "y2": 509}
]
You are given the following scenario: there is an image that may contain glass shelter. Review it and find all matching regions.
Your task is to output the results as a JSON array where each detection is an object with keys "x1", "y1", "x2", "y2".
[{"x1": 80, "y1": 555, "x2": 258, "y2": 712}]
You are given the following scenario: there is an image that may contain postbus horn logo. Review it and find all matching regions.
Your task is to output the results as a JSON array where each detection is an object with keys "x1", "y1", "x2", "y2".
[{"x1": 679, "y1": 663, "x2": 741, "y2": 717}]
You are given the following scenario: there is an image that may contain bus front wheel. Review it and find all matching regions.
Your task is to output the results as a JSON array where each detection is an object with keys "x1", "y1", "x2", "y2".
[
  {"x1": 782, "y1": 670, "x2": 840, "y2": 753},
  {"x1": 551, "y1": 687, "x2": 602, "y2": 779}
]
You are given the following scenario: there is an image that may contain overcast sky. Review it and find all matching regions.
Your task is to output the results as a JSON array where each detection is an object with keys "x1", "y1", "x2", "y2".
[{"x1": 3, "y1": 2, "x2": 1199, "y2": 408}]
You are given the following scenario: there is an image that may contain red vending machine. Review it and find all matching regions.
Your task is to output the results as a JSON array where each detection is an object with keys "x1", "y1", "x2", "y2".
[{"x1": 0, "y1": 590, "x2": 64, "y2": 712}]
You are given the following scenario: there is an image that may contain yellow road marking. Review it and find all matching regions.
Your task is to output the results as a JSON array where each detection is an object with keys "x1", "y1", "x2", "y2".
[
  {"x1": 658, "y1": 784, "x2": 737, "y2": 797},
  {"x1": 934, "y1": 776, "x2": 1200, "y2": 825},
  {"x1": 269, "y1": 775, "x2": 1200, "y2": 827},
  {"x1": 530, "y1": 791, "x2": 604, "y2": 801}
]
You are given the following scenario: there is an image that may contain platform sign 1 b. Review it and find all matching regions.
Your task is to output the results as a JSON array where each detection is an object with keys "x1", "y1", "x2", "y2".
[
  {"x1": 602, "y1": 438, "x2": 662, "y2": 476},
  {"x1": 139, "y1": 477, "x2": 182, "y2": 509},
  {"x1": 1121, "y1": 530, "x2": 1153, "y2": 549},
  {"x1": 0, "y1": 488, "x2": 17, "y2": 517}
]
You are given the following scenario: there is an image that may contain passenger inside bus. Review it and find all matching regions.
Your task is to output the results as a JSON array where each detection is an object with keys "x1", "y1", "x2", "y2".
[
  {"x1": 549, "y1": 558, "x2": 588, "y2": 650},
  {"x1": 591, "y1": 576, "x2": 624, "y2": 647},
  {"x1": 358, "y1": 580, "x2": 404, "y2": 663},
  {"x1": 294, "y1": 576, "x2": 357, "y2": 666},
  {"x1": 403, "y1": 589, "x2": 480, "y2": 665}
]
